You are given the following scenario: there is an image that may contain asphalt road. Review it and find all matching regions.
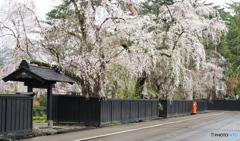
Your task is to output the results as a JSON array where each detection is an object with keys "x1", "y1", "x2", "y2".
[{"x1": 22, "y1": 111, "x2": 240, "y2": 141}]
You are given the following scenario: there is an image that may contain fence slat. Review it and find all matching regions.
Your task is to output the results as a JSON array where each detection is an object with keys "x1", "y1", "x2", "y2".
[{"x1": 0, "y1": 99, "x2": 6, "y2": 134}]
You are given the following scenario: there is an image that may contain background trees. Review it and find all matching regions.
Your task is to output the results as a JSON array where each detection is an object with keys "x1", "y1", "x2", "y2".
[
  {"x1": 0, "y1": 0, "x2": 230, "y2": 100},
  {"x1": 213, "y1": 1, "x2": 240, "y2": 98}
]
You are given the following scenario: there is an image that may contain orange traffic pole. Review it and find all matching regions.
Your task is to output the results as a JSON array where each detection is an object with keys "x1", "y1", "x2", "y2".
[{"x1": 191, "y1": 101, "x2": 197, "y2": 115}]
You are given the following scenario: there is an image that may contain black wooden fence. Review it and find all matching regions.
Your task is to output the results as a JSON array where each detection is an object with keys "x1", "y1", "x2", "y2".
[
  {"x1": 207, "y1": 100, "x2": 240, "y2": 111},
  {"x1": 0, "y1": 93, "x2": 34, "y2": 135},
  {"x1": 195, "y1": 100, "x2": 208, "y2": 112},
  {"x1": 100, "y1": 99, "x2": 159, "y2": 123},
  {"x1": 52, "y1": 95, "x2": 158, "y2": 126},
  {"x1": 159, "y1": 100, "x2": 207, "y2": 118},
  {"x1": 52, "y1": 95, "x2": 100, "y2": 125}
]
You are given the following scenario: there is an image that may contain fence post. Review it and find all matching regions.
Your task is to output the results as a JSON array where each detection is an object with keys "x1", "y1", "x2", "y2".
[
  {"x1": 111, "y1": 100, "x2": 113, "y2": 123},
  {"x1": 130, "y1": 100, "x2": 132, "y2": 120},
  {"x1": 145, "y1": 101, "x2": 147, "y2": 119},
  {"x1": 47, "y1": 84, "x2": 53, "y2": 127},
  {"x1": 4, "y1": 98, "x2": 7, "y2": 136},
  {"x1": 121, "y1": 101, "x2": 123, "y2": 121}
]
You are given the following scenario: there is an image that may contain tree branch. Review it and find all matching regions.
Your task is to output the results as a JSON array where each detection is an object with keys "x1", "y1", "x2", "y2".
[
  {"x1": 160, "y1": 53, "x2": 171, "y2": 58},
  {"x1": 70, "y1": 0, "x2": 87, "y2": 42},
  {"x1": 98, "y1": 17, "x2": 125, "y2": 30},
  {"x1": 165, "y1": 5, "x2": 174, "y2": 23},
  {"x1": 172, "y1": 30, "x2": 185, "y2": 50}
]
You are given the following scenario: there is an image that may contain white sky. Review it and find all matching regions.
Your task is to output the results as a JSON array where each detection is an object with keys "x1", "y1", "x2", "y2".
[
  {"x1": 33, "y1": 0, "x2": 61, "y2": 19},
  {"x1": 0, "y1": 0, "x2": 238, "y2": 19}
]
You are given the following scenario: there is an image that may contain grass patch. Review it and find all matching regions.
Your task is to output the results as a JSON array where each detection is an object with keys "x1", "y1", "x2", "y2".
[
  {"x1": 0, "y1": 131, "x2": 35, "y2": 140},
  {"x1": 33, "y1": 115, "x2": 47, "y2": 123},
  {"x1": 100, "y1": 121, "x2": 121, "y2": 127}
]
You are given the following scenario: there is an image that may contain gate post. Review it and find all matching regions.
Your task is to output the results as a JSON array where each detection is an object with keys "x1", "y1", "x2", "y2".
[{"x1": 47, "y1": 84, "x2": 54, "y2": 127}]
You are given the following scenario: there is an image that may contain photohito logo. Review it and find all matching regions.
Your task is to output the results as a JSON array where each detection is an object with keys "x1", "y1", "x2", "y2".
[{"x1": 211, "y1": 133, "x2": 238, "y2": 137}]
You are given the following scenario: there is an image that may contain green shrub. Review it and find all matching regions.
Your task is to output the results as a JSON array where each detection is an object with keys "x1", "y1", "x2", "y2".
[
  {"x1": 228, "y1": 94, "x2": 237, "y2": 100},
  {"x1": 158, "y1": 103, "x2": 163, "y2": 111},
  {"x1": 39, "y1": 93, "x2": 47, "y2": 106},
  {"x1": 33, "y1": 106, "x2": 46, "y2": 117}
]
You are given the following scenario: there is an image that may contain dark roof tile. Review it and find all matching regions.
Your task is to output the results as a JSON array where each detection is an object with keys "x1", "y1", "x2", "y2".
[
  {"x1": 3, "y1": 60, "x2": 75, "y2": 84},
  {"x1": 29, "y1": 65, "x2": 74, "y2": 83}
]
